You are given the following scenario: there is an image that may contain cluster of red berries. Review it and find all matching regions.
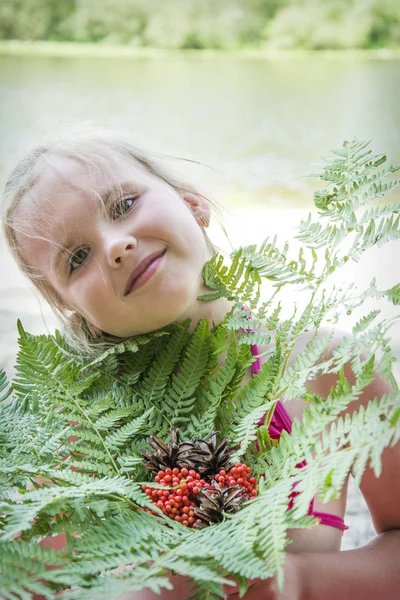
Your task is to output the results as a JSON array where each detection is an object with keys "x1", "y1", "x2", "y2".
[
  {"x1": 142, "y1": 467, "x2": 205, "y2": 528},
  {"x1": 205, "y1": 463, "x2": 258, "y2": 498},
  {"x1": 142, "y1": 463, "x2": 257, "y2": 528}
]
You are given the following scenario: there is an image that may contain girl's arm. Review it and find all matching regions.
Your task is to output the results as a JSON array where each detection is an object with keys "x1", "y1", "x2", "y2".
[
  {"x1": 295, "y1": 361, "x2": 400, "y2": 600},
  {"x1": 292, "y1": 529, "x2": 400, "y2": 600},
  {"x1": 226, "y1": 358, "x2": 400, "y2": 600},
  {"x1": 225, "y1": 530, "x2": 400, "y2": 600}
]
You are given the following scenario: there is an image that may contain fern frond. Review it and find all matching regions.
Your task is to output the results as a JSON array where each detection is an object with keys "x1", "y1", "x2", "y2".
[
  {"x1": 138, "y1": 322, "x2": 189, "y2": 424},
  {"x1": 84, "y1": 328, "x2": 171, "y2": 368},
  {"x1": 0, "y1": 369, "x2": 11, "y2": 404},
  {"x1": 231, "y1": 347, "x2": 281, "y2": 430},
  {"x1": 103, "y1": 408, "x2": 154, "y2": 450},
  {"x1": 386, "y1": 283, "x2": 400, "y2": 305},
  {"x1": 163, "y1": 319, "x2": 212, "y2": 428},
  {"x1": 94, "y1": 406, "x2": 139, "y2": 431},
  {"x1": 0, "y1": 540, "x2": 65, "y2": 600},
  {"x1": 13, "y1": 323, "x2": 99, "y2": 416}
]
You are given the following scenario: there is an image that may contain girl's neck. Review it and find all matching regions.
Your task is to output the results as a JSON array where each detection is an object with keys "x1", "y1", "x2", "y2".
[{"x1": 183, "y1": 296, "x2": 235, "y2": 333}]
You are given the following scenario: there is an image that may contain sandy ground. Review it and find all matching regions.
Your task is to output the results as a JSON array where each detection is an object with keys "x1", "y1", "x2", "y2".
[{"x1": 1, "y1": 208, "x2": 399, "y2": 550}]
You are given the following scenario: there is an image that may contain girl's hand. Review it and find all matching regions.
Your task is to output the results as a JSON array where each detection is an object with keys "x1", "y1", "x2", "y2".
[
  {"x1": 223, "y1": 578, "x2": 291, "y2": 600},
  {"x1": 222, "y1": 554, "x2": 301, "y2": 600}
]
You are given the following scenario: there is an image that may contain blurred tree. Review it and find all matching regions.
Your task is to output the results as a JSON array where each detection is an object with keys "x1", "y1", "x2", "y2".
[
  {"x1": 264, "y1": 0, "x2": 400, "y2": 50},
  {"x1": 0, "y1": 0, "x2": 75, "y2": 40},
  {"x1": 60, "y1": 0, "x2": 149, "y2": 43},
  {"x1": 264, "y1": 0, "x2": 372, "y2": 49},
  {"x1": 143, "y1": 0, "x2": 267, "y2": 49},
  {"x1": 0, "y1": 0, "x2": 399, "y2": 49},
  {"x1": 365, "y1": 0, "x2": 400, "y2": 48}
]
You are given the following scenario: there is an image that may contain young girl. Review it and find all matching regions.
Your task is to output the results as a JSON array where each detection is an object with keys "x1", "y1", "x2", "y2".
[{"x1": 2, "y1": 132, "x2": 400, "y2": 600}]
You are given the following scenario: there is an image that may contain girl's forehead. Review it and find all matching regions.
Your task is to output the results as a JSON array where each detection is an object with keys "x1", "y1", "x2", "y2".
[
  {"x1": 16, "y1": 154, "x2": 152, "y2": 217},
  {"x1": 13, "y1": 153, "x2": 156, "y2": 237},
  {"x1": 38, "y1": 153, "x2": 150, "y2": 192}
]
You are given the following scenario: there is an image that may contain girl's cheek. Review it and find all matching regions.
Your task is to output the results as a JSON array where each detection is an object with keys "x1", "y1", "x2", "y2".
[{"x1": 69, "y1": 272, "x2": 106, "y2": 313}]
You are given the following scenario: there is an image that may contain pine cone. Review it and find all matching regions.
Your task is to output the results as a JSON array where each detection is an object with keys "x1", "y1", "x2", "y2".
[
  {"x1": 142, "y1": 427, "x2": 209, "y2": 472},
  {"x1": 193, "y1": 432, "x2": 240, "y2": 476},
  {"x1": 142, "y1": 428, "x2": 240, "y2": 476},
  {"x1": 193, "y1": 481, "x2": 248, "y2": 527}
]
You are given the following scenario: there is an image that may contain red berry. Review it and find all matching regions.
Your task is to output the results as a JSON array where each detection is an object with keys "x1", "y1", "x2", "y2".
[{"x1": 181, "y1": 467, "x2": 188, "y2": 476}]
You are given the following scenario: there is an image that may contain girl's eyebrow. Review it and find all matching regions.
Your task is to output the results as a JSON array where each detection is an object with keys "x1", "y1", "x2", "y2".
[
  {"x1": 101, "y1": 181, "x2": 141, "y2": 207},
  {"x1": 51, "y1": 181, "x2": 141, "y2": 272}
]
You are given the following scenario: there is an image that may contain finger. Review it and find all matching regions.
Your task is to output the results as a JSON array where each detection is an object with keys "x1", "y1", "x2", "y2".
[
  {"x1": 222, "y1": 583, "x2": 239, "y2": 595},
  {"x1": 222, "y1": 587, "x2": 239, "y2": 596}
]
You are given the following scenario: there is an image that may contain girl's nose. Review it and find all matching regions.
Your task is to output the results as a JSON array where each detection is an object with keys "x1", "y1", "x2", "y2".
[{"x1": 106, "y1": 235, "x2": 137, "y2": 268}]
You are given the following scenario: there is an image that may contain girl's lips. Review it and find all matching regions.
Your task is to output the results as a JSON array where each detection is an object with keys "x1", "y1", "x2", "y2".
[{"x1": 124, "y1": 249, "x2": 166, "y2": 295}]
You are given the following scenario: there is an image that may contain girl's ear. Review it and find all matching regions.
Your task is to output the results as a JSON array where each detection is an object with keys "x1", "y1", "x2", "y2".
[{"x1": 183, "y1": 192, "x2": 211, "y2": 227}]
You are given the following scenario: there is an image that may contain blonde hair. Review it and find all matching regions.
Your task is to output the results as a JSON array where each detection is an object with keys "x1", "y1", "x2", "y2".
[{"x1": 1, "y1": 131, "x2": 229, "y2": 355}]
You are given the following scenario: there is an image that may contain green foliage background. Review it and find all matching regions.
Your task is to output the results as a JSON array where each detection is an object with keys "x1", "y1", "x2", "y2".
[{"x1": 1, "y1": 0, "x2": 400, "y2": 50}]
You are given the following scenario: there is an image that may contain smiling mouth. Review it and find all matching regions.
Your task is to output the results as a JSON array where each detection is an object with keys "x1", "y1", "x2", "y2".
[{"x1": 124, "y1": 249, "x2": 166, "y2": 296}]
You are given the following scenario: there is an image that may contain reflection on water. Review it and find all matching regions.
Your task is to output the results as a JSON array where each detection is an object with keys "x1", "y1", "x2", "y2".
[{"x1": 0, "y1": 54, "x2": 399, "y2": 206}]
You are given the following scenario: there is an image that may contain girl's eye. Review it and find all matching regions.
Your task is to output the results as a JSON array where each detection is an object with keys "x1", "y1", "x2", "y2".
[
  {"x1": 69, "y1": 247, "x2": 90, "y2": 272},
  {"x1": 111, "y1": 195, "x2": 138, "y2": 219}
]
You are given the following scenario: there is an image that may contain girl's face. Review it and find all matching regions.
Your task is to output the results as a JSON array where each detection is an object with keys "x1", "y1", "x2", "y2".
[{"x1": 14, "y1": 154, "x2": 220, "y2": 337}]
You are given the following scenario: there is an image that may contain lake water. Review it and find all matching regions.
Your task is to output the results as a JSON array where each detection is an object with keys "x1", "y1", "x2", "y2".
[
  {"x1": 0, "y1": 53, "x2": 399, "y2": 373},
  {"x1": 0, "y1": 53, "x2": 400, "y2": 206}
]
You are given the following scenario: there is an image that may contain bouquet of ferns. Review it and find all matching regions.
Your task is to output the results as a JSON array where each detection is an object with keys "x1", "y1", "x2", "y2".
[{"x1": 1, "y1": 140, "x2": 400, "y2": 600}]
